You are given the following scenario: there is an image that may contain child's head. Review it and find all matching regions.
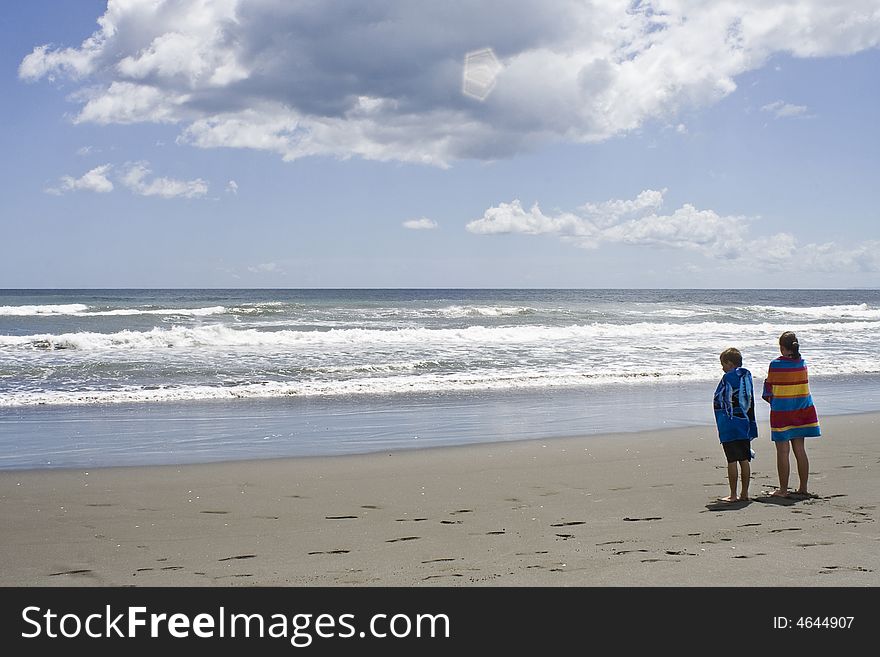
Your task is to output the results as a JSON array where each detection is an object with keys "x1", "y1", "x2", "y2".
[
  {"x1": 779, "y1": 331, "x2": 800, "y2": 358},
  {"x1": 720, "y1": 347, "x2": 742, "y2": 372}
]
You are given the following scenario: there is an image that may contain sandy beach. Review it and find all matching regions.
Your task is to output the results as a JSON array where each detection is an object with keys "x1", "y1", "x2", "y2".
[{"x1": 1, "y1": 412, "x2": 877, "y2": 587}]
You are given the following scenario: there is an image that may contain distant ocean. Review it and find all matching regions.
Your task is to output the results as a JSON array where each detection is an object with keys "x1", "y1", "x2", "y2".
[{"x1": 2, "y1": 289, "x2": 879, "y2": 470}]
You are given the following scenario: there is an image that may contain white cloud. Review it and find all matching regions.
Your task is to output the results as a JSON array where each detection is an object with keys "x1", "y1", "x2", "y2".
[
  {"x1": 403, "y1": 218, "x2": 438, "y2": 230},
  {"x1": 46, "y1": 164, "x2": 114, "y2": 195},
  {"x1": 120, "y1": 162, "x2": 208, "y2": 198},
  {"x1": 19, "y1": 1, "x2": 880, "y2": 165},
  {"x1": 761, "y1": 100, "x2": 810, "y2": 118},
  {"x1": 73, "y1": 81, "x2": 190, "y2": 125},
  {"x1": 226, "y1": 180, "x2": 238, "y2": 194},
  {"x1": 467, "y1": 189, "x2": 747, "y2": 255},
  {"x1": 247, "y1": 262, "x2": 282, "y2": 274},
  {"x1": 468, "y1": 189, "x2": 880, "y2": 272}
]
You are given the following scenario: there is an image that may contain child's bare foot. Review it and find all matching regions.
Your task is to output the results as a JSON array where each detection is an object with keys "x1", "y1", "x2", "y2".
[
  {"x1": 738, "y1": 495, "x2": 750, "y2": 501},
  {"x1": 770, "y1": 489, "x2": 789, "y2": 498},
  {"x1": 792, "y1": 490, "x2": 817, "y2": 498},
  {"x1": 719, "y1": 495, "x2": 738, "y2": 503}
]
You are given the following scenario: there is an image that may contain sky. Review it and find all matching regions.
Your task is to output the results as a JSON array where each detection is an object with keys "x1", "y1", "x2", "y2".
[{"x1": 2, "y1": 0, "x2": 879, "y2": 289}]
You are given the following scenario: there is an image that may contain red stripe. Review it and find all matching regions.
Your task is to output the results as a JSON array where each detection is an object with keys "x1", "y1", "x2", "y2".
[{"x1": 770, "y1": 407, "x2": 818, "y2": 429}]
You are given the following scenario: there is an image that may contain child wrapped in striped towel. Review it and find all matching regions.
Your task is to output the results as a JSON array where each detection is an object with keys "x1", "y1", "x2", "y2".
[{"x1": 762, "y1": 331, "x2": 821, "y2": 498}]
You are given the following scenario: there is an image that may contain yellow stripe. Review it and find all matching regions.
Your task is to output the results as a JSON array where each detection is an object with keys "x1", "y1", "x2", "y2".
[
  {"x1": 772, "y1": 383, "x2": 810, "y2": 398},
  {"x1": 771, "y1": 423, "x2": 820, "y2": 433}
]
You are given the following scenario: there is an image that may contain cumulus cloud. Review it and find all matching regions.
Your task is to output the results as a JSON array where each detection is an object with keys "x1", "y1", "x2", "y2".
[
  {"x1": 403, "y1": 217, "x2": 438, "y2": 230},
  {"x1": 467, "y1": 189, "x2": 748, "y2": 256},
  {"x1": 120, "y1": 162, "x2": 208, "y2": 198},
  {"x1": 761, "y1": 100, "x2": 810, "y2": 118},
  {"x1": 46, "y1": 164, "x2": 114, "y2": 194},
  {"x1": 468, "y1": 189, "x2": 880, "y2": 272},
  {"x1": 19, "y1": 1, "x2": 880, "y2": 165}
]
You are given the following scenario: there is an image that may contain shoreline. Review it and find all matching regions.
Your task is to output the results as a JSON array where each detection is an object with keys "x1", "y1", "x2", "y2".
[
  {"x1": 3, "y1": 373, "x2": 880, "y2": 470},
  {"x1": 1, "y1": 411, "x2": 878, "y2": 586}
]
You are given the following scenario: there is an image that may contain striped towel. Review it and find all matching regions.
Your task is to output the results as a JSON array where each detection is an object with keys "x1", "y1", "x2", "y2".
[{"x1": 762, "y1": 356, "x2": 821, "y2": 441}]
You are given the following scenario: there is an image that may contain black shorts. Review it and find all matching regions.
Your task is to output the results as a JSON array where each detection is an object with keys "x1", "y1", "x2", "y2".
[{"x1": 722, "y1": 440, "x2": 752, "y2": 463}]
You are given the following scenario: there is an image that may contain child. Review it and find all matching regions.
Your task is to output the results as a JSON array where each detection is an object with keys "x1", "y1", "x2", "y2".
[
  {"x1": 762, "y1": 331, "x2": 821, "y2": 498},
  {"x1": 713, "y1": 347, "x2": 758, "y2": 502}
]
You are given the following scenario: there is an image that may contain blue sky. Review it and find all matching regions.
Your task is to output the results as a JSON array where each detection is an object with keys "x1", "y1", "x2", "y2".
[{"x1": 2, "y1": 0, "x2": 879, "y2": 288}]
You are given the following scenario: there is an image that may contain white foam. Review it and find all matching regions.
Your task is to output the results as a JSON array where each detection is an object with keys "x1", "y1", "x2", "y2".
[
  {"x1": 87, "y1": 306, "x2": 228, "y2": 316},
  {"x1": 2, "y1": 319, "x2": 878, "y2": 353},
  {"x1": 3, "y1": 354, "x2": 878, "y2": 408},
  {"x1": 0, "y1": 304, "x2": 89, "y2": 316},
  {"x1": 745, "y1": 303, "x2": 880, "y2": 319},
  {"x1": 433, "y1": 305, "x2": 536, "y2": 318},
  {"x1": 0, "y1": 303, "x2": 229, "y2": 317}
]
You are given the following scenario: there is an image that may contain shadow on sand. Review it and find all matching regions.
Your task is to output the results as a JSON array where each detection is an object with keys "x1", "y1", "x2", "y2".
[{"x1": 705, "y1": 499, "x2": 753, "y2": 512}]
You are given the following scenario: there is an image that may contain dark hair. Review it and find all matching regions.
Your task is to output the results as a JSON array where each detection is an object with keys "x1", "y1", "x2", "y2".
[
  {"x1": 720, "y1": 347, "x2": 742, "y2": 367},
  {"x1": 779, "y1": 331, "x2": 800, "y2": 358}
]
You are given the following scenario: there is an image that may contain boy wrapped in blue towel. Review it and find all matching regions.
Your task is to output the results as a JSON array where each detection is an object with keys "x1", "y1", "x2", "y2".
[{"x1": 713, "y1": 347, "x2": 758, "y2": 502}]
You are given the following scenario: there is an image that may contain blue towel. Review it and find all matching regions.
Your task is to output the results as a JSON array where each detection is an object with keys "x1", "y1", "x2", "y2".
[{"x1": 713, "y1": 367, "x2": 759, "y2": 443}]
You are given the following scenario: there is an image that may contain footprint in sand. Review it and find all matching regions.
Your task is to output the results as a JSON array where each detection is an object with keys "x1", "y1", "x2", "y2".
[
  {"x1": 819, "y1": 565, "x2": 873, "y2": 574},
  {"x1": 550, "y1": 521, "x2": 586, "y2": 527},
  {"x1": 325, "y1": 515, "x2": 358, "y2": 520},
  {"x1": 48, "y1": 569, "x2": 93, "y2": 576},
  {"x1": 307, "y1": 549, "x2": 350, "y2": 555},
  {"x1": 218, "y1": 554, "x2": 256, "y2": 561},
  {"x1": 623, "y1": 516, "x2": 662, "y2": 522},
  {"x1": 386, "y1": 536, "x2": 421, "y2": 543}
]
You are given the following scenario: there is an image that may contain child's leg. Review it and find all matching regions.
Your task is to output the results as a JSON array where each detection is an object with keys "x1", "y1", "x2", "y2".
[
  {"x1": 774, "y1": 440, "x2": 791, "y2": 496},
  {"x1": 791, "y1": 437, "x2": 810, "y2": 494},
  {"x1": 739, "y1": 459, "x2": 750, "y2": 500},
  {"x1": 723, "y1": 462, "x2": 738, "y2": 501}
]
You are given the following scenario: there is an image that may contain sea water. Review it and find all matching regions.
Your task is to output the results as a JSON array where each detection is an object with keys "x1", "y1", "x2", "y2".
[{"x1": 1, "y1": 289, "x2": 878, "y2": 469}]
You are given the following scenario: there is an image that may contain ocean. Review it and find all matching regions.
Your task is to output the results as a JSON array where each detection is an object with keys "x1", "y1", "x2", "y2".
[{"x1": 2, "y1": 289, "x2": 879, "y2": 470}]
